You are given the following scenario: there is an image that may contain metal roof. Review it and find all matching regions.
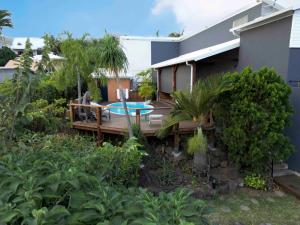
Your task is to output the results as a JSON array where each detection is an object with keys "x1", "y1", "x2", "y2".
[{"x1": 152, "y1": 38, "x2": 240, "y2": 69}]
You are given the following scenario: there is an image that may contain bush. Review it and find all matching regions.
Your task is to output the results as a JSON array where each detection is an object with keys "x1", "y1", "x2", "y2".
[
  {"x1": 218, "y1": 67, "x2": 294, "y2": 175},
  {"x1": 0, "y1": 46, "x2": 16, "y2": 66},
  {"x1": 244, "y1": 174, "x2": 267, "y2": 191},
  {"x1": 19, "y1": 98, "x2": 67, "y2": 133},
  {"x1": 0, "y1": 134, "x2": 210, "y2": 224}
]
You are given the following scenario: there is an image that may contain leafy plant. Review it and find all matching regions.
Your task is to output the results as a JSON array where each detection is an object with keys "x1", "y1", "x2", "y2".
[
  {"x1": 0, "y1": 134, "x2": 210, "y2": 225},
  {"x1": 0, "y1": 46, "x2": 16, "y2": 66},
  {"x1": 217, "y1": 67, "x2": 294, "y2": 189},
  {"x1": 244, "y1": 174, "x2": 267, "y2": 191},
  {"x1": 187, "y1": 128, "x2": 207, "y2": 155},
  {"x1": 19, "y1": 98, "x2": 66, "y2": 133},
  {"x1": 137, "y1": 68, "x2": 156, "y2": 100}
]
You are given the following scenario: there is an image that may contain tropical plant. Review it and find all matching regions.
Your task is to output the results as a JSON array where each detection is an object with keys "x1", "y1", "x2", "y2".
[
  {"x1": 187, "y1": 128, "x2": 208, "y2": 172},
  {"x1": 0, "y1": 46, "x2": 16, "y2": 66},
  {"x1": 137, "y1": 68, "x2": 156, "y2": 101},
  {"x1": 0, "y1": 134, "x2": 210, "y2": 224},
  {"x1": 52, "y1": 33, "x2": 101, "y2": 104},
  {"x1": 19, "y1": 98, "x2": 66, "y2": 133},
  {"x1": 218, "y1": 67, "x2": 293, "y2": 190},
  {"x1": 99, "y1": 34, "x2": 134, "y2": 137},
  {"x1": 244, "y1": 174, "x2": 267, "y2": 191},
  {"x1": 158, "y1": 75, "x2": 229, "y2": 171},
  {"x1": 0, "y1": 10, "x2": 13, "y2": 34}
]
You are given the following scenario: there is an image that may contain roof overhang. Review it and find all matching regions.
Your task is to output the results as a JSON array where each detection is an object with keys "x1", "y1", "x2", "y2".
[
  {"x1": 151, "y1": 38, "x2": 240, "y2": 69},
  {"x1": 230, "y1": 8, "x2": 294, "y2": 35}
]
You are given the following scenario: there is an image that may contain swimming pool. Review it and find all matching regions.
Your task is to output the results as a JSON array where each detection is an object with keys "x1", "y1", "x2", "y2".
[{"x1": 107, "y1": 102, "x2": 153, "y2": 115}]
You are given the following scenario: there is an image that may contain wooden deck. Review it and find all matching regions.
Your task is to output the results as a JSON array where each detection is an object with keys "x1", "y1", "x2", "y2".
[
  {"x1": 69, "y1": 101, "x2": 197, "y2": 139},
  {"x1": 275, "y1": 174, "x2": 300, "y2": 200}
]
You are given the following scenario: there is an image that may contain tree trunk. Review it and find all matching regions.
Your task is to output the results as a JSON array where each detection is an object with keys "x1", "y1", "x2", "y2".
[
  {"x1": 193, "y1": 151, "x2": 207, "y2": 173},
  {"x1": 115, "y1": 72, "x2": 133, "y2": 138},
  {"x1": 77, "y1": 68, "x2": 82, "y2": 117}
]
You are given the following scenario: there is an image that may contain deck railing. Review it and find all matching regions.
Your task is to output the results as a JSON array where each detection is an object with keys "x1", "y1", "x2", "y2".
[{"x1": 69, "y1": 102, "x2": 172, "y2": 128}]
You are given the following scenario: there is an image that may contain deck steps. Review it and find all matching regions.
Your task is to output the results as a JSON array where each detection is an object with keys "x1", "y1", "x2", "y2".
[
  {"x1": 273, "y1": 163, "x2": 294, "y2": 177},
  {"x1": 274, "y1": 174, "x2": 300, "y2": 200}
]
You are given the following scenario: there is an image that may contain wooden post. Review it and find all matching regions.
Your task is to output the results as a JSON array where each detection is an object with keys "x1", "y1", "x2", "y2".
[
  {"x1": 174, "y1": 123, "x2": 180, "y2": 151},
  {"x1": 96, "y1": 107, "x2": 103, "y2": 145},
  {"x1": 172, "y1": 65, "x2": 178, "y2": 92},
  {"x1": 136, "y1": 109, "x2": 141, "y2": 127},
  {"x1": 69, "y1": 104, "x2": 74, "y2": 128},
  {"x1": 157, "y1": 69, "x2": 161, "y2": 101}
]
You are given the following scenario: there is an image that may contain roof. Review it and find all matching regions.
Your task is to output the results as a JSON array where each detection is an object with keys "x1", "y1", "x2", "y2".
[
  {"x1": 230, "y1": 7, "x2": 294, "y2": 34},
  {"x1": 33, "y1": 53, "x2": 65, "y2": 61},
  {"x1": 4, "y1": 59, "x2": 38, "y2": 72},
  {"x1": 120, "y1": 36, "x2": 180, "y2": 42},
  {"x1": 11, "y1": 37, "x2": 45, "y2": 50},
  {"x1": 152, "y1": 38, "x2": 240, "y2": 69}
]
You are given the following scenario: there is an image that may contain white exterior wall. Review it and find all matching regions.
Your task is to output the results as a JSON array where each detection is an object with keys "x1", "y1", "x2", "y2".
[
  {"x1": 120, "y1": 37, "x2": 152, "y2": 79},
  {"x1": 290, "y1": 9, "x2": 300, "y2": 48}
]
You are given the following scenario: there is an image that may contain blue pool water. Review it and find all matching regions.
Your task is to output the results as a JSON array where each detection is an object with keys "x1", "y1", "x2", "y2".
[{"x1": 108, "y1": 102, "x2": 153, "y2": 115}]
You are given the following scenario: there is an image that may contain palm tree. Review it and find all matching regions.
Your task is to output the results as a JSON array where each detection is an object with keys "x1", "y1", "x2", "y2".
[
  {"x1": 0, "y1": 10, "x2": 13, "y2": 34},
  {"x1": 158, "y1": 75, "x2": 230, "y2": 171},
  {"x1": 99, "y1": 34, "x2": 133, "y2": 138}
]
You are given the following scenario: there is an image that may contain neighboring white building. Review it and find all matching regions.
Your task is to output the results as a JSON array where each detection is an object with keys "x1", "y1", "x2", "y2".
[
  {"x1": 11, "y1": 37, "x2": 45, "y2": 56},
  {"x1": 119, "y1": 36, "x2": 179, "y2": 81}
]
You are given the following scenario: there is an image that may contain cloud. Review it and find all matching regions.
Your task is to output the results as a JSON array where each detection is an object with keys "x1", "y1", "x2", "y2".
[{"x1": 152, "y1": 0, "x2": 257, "y2": 34}]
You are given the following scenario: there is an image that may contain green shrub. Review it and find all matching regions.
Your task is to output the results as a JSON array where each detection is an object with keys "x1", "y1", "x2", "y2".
[
  {"x1": 244, "y1": 174, "x2": 267, "y2": 191},
  {"x1": 187, "y1": 128, "x2": 207, "y2": 155},
  {"x1": 19, "y1": 98, "x2": 66, "y2": 133},
  {"x1": 0, "y1": 46, "x2": 16, "y2": 66},
  {"x1": 0, "y1": 134, "x2": 210, "y2": 224},
  {"x1": 218, "y1": 67, "x2": 294, "y2": 175}
]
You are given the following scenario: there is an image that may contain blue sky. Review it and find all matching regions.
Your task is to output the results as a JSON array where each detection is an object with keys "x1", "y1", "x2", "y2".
[{"x1": 1, "y1": 0, "x2": 180, "y2": 38}]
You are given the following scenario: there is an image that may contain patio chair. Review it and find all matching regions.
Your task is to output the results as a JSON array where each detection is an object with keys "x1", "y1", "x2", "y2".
[
  {"x1": 90, "y1": 102, "x2": 111, "y2": 121},
  {"x1": 149, "y1": 114, "x2": 163, "y2": 126}
]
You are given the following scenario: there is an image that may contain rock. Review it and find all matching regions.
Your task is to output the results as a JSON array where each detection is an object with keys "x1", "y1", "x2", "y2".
[
  {"x1": 220, "y1": 161, "x2": 228, "y2": 168},
  {"x1": 228, "y1": 180, "x2": 239, "y2": 192},
  {"x1": 274, "y1": 190, "x2": 285, "y2": 197},
  {"x1": 171, "y1": 151, "x2": 186, "y2": 166},
  {"x1": 221, "y1": 206, "x2": 231, "y2": 213},
  {"x1": 210, "y1": 157, "x2": 221, "y2": 168},
  {"x1": 240, "y1": 205, "x2": 250, "y2": 211},
  {"x1": 250, "y1": 198, "x2": 259, "y2": 205},
  {"x1": 210, "y1": 167, "x2": 241, "y2": 182},
  {"x1": 234, "y1": 222, "x2": 246, "y2": 225},
  {"x1": 217, "y1": 183, "x2": 230, "y2": 194}
]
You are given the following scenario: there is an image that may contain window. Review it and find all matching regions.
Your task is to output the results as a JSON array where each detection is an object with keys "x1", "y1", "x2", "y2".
[{"x1": 233, "y1": 15, "x2": 249, "y2": 28}]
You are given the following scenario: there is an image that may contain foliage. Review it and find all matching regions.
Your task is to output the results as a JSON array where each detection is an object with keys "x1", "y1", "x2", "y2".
[
  {"x1": 18, "y1": 98, "x2": 66, "y2": 133},
  {"x1": 218, "y1": 68, "x2": 293, "y2": 175},
  {"x1": 0, "y1": 134, "x2": 210, "y2": 225},
  {"x1": 0, "y1": 10, "x2": 13, "y2": 34},
  {"x1": 99, "y1": 33, "x2": 133, "y2": 137},
  {"x1": 0, "y1": 46, "x2": 16, "y2": 66},
  {"x1": 32, "y1": 76, "x2": 61, "y2": 103},
  {"x1": 52, "y1": 33, "x2": 101, "y2": 101},
  {"x1": 168, "y1": 30, "x2": 184, "y2": 37},
  {"x1": 158, "y1": 75, "x2": 229, "y2": 138},
  {"x1": 187, "y1": 128, "x2": 207, "y2": 155},
  {"x1": 126, "y1": 123, "x2": 148, "y2": 148},
  {"x1": 137, "y1": 68, "x2": 156, "y2": 100},
  {"x1": 244, "y1": 174, "x2": 267, "y2": 191}
]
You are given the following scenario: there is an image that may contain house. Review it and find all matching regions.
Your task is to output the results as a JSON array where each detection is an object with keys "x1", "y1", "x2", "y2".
[
  {"x1": 143, "y1": 0, "x2": 300, "y2": 172},
  {"x1": 10, "y1": 37, "x2": 45, "y2": 56}
]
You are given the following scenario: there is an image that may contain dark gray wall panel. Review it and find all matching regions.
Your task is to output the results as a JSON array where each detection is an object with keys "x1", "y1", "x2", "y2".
[
  {"x1": 151, "y1": 42, "x2": 179, "y2": 65},
  {"x1": 160, "y1": 67, "x2": 172, "y2": 93},
  {"x1": 179, "y1": 4, "x2": 262, "y2": 55},
  {"x1": 237, "y1": 16, "x2": 293, "y2": 80},
  {"x1": 196, "y1": 49, "x2": 239, "y2": 79},
  {"x1": 287, "y1": 87, "x2": 300, "y2": 172},
  {"x1": 287, "y1": 48, "x2": 300, "y2": 82},
  {"x1": 176, "y1": 64, "x2": 191, "y2": 92}
]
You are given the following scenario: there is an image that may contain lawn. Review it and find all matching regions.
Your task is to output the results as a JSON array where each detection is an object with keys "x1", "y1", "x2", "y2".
[{"x1": 207, "y1": 188, "x2": 300, "y2": 225}]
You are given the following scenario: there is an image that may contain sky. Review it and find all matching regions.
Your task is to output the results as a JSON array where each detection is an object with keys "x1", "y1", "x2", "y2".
[{"x1": 0, "y1": 0, "x2": 293, "y2": 38}]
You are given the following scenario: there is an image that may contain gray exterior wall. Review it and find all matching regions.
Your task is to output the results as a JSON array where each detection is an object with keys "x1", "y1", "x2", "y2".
[
  {"x1": 179, "y1": 4, "x2": 263, "y2": 55},
  {"x1": 176, "y1": 64, "x2": 191, "y2": 92},
  {"x1": 151, "y1": 42, "x2": 179, "y2": 65},
  {"x1": 0, "y1": 68, "x2": 15, "y2": 82},
  {"x1": 237, "y1": 16, "x2": 293, "y2": 80},
  {"x1": 286, "y1": 49, "x2": 300, "y2": 172},
  {"x1": 160, "y1": 67, "x2": 172, "y2": 93},
  {"x1": 196, "y1": 49, "x2": 239, "y2": 79}
]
